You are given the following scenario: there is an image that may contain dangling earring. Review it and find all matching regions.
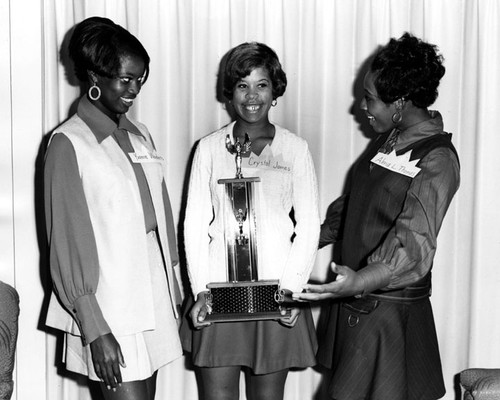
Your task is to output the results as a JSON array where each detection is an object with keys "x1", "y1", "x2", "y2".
[
  {"x1": 271, "y1": 99, "x2": 277, "y2": 107},
  {"x1": 88, "y1": 83, "x2": 101, "y2": 101},
  {"x1": 391, "y1": 112, "x2": 402, "y2": 124},
  {"x1": 391, "y1": 97, "x2": 405, "y2": 124}
]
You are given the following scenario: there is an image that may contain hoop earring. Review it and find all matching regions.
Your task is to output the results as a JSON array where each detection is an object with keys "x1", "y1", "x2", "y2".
[
  {"x1": 88, "y1": 84, "x2": 101, "y2": 101},
  {"x1": 271, "y1": 99, "x2": 277, "y2": 107},
  {"x1": 391, "y1": 111, "x2": 402, "y2": 124}
]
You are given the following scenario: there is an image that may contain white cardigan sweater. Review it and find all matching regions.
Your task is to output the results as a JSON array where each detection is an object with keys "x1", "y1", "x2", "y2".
[{"x1": 184, "y1": 122, "x2": 320, "y2": 297}]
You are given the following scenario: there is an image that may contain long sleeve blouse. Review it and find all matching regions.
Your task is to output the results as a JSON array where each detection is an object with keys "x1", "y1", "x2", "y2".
[
  {"x1": 44, "y1": 96, "x2": 178, "y2": 343},
  {"x1": 319, "y1": 112, "x2": 460, "y2": 291}
]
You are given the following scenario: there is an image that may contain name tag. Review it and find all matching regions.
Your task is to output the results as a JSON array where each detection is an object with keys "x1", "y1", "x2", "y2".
[
  {"x1": 370, "y1": 149, "x2": 421, "y2": 178},
  {"x1": 241, "y1": 153, "x2": 292, "y2": 172},
  {"x1": 128, "y1": 151, "x2": 164, "y2": 164}
]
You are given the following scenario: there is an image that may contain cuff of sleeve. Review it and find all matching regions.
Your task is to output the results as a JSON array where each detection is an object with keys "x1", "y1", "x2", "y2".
[
  {"x1": 279, "y1": 274, "x2": 304, "y2": 294},
  {"x1": 195, "y1": 290, "x2": 209, "y2": 301},
  {"x1": 356, "y1": 262, "x2": 392, "y2": 297},
  {"x1": 318, "y1": 227, "x2": 338, "y2": 249},
  {"x1": 73, "y1": 294, "x2": 111, "y2": 345}
]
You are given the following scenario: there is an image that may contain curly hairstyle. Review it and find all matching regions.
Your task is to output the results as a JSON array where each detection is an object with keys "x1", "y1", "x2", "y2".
[
  {"x1": 223, "y1": 42, "x2": 287, "y2": 100},
  {"x1": 69, "y1": 16, "x2": 150, "y2": 84},
  {"x1": 371, "y1": 32, "x2": 445, "y2": 108}
]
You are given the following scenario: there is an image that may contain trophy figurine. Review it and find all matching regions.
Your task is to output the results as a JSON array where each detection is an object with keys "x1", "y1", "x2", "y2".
[{"x1": 204, "y1": 134, "x2": 289, "y2": 322}]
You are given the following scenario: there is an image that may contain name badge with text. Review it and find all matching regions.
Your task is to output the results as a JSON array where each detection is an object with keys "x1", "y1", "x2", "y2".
[
  {"x1": 371, "y1": 149, "x2": 421, "y2": 178},
  {"x1": 241, "y1": 150, "x2": 292, "y2": 173},
  {"x1": 128, "y1": 151, "x2": 164, "y2": 164}
]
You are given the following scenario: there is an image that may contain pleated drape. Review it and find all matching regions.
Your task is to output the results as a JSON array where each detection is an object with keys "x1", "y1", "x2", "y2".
[{"x1": 1, "y1": 0, "x2": 499, "y2": 399}]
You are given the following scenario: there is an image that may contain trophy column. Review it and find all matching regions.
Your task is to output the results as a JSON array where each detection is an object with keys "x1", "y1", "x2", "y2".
[{"x1": 219, "y1": 177, "x2": 259, "y2": 282}]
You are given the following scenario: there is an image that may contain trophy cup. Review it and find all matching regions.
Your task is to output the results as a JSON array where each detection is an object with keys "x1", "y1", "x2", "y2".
[{"x1": 204, "y1": 134, "x2": 289, "y2": 322}]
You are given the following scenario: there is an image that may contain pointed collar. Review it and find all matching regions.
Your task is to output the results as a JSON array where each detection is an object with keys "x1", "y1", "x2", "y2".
[
  {"x1": 77, "y1": 96, "x2": 143, "y2": 143},
  {"x1": 395, "y1": 110, "x2": 445, "y2": 149}
]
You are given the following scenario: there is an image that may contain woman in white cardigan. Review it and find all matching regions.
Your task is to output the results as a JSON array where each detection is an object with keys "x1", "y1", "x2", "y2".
[{"x1": 182, "y1": 42, "x2": 320, "y2": 400}]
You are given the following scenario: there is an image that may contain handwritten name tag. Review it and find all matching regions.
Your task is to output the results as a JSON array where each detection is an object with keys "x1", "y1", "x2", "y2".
[
  {"x1": 241, "y1": 153, "x2": 292, "y2": 172},
  {"x1": 128, "y1": 151, "x2": 164, "y2": 164},
  {"x1": 371, "y1": 149, "x2": 421, "y2": 178}
]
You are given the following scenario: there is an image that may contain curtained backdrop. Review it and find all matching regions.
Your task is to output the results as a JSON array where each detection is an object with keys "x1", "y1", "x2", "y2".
[{"x1": 1, "y1": 0, "x2": 499, "y2": 399}]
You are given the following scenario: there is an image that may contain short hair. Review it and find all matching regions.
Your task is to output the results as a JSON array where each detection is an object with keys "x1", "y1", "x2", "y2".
[
  {"x1": 68, "y1": 16, "x2": 150, "y2": 83},
  {"x1": 371, "y1": 32, "x2": 445, "y2": 108},
  {"x1": 223, "y1": 42, "x2": 287, "y2": 100}
]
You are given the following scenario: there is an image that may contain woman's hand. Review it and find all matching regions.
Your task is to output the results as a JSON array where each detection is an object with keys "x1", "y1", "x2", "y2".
[
  {"x1": 292, "y1": 262, "x2": 365, "y2": 301},
  {"x1": 89, "y1": 332, "x2": 126, "y2": 390},
  {"x1": 189, "y1": 291, "x2": 212, "y2": 329},
  {"x1": 279, "y1": 307, "x2": 301, "y2": 327},
  {"x1": 278, "y1": 288, "x2": 300, "y2": 327}
]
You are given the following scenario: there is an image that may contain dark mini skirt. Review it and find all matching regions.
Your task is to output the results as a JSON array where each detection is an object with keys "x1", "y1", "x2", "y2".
[
  {"x1": 181, "y1": 302, "x2": 318, "y2": 375},
  {"x1": 317, "y1": 298, "x2": 445, "y2": 400}
]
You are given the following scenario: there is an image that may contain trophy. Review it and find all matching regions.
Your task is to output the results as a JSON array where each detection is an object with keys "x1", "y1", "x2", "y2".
[{"x1": 204, "y1": 134, "x2": 289, "y2": 322}]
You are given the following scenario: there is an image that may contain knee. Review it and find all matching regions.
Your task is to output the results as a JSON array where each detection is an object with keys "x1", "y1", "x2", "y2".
[
  {"x1": 203, "y1": 385, "x2": 239, "y2": 400},
  {"x1": 98, "y1": 380, "x2": 152, "y2": 400},
  {"x1": 248, "y1": 386, "x2": 285, "y2": 400}
]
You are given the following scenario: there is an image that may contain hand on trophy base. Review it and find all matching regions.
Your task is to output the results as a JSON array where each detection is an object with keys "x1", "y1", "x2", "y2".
[
  {"x1": 189, "y1": 291, "x2": 213, "y2": 329},
  {"x1": 276, "y1": 289, "x2": 300, "y2": 328},
  {"x1": 278, "y1": 306, "x2": 301, "y2": 328}
]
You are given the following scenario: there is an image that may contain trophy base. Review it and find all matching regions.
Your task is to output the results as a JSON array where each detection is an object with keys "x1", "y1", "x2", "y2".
[{"x1": 205, "y1": 280, "x2": 290, "y2": 323}]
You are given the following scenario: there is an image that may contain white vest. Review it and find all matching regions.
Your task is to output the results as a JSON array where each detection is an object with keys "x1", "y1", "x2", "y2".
[{"x1": 46, "y1": 115, "x2": 178, "y2": 338}]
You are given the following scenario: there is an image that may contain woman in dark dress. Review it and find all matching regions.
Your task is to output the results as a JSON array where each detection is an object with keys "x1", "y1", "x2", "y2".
[{"x1": 294, "y1": 32, "x2": 460, "y2": 400}]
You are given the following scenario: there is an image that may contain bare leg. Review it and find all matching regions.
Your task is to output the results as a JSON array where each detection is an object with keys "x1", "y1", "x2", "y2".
[
  {"x1": 94, "y1": 372, "x2": 158, "y2": 400},
  {"x1": 199, "y1": 366, "x2": 241, "y2": 400},
  {"x1": 246, "y1": 369, "x2": 289, "y2": 400},
  {"x1": 145, "y1": 371, "x2": 157, "y2": 398}
]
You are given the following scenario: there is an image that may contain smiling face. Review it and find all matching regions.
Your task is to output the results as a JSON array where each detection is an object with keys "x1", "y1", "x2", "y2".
[
  {"x1": 360, "y1": 71, "x2": 397, "y2": 134},
  {"x1": 231, "y1": 67, "x2": 274, "y2": 127},
  {"x1": 90, "y1": 53, "x2": 146, "y2": 122}
]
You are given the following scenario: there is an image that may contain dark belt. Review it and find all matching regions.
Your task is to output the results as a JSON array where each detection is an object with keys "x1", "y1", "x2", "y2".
[{"x1": 367, "y1": 285, "x2": 431, "y2": 304}]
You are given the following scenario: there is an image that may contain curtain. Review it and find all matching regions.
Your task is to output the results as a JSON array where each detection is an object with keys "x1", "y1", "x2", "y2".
[{"x1": 2, "y1": 0, "x2": 499, "y2": 398}]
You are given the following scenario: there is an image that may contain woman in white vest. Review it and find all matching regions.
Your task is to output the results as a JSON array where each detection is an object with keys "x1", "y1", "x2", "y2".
[{"x1": 44, "y1": 17, "x2": 182, "y2": 400}]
